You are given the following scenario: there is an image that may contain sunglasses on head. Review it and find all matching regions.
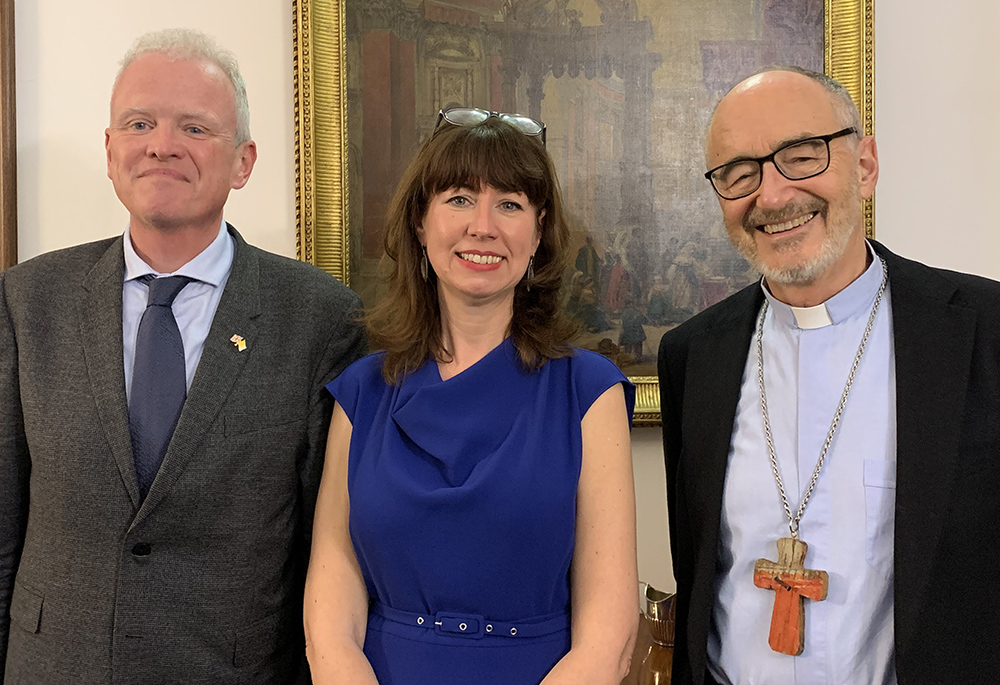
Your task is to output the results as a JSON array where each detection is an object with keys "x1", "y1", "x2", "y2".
[{"x1": 435, "y1": 107, "x2": 546, "y2": 146}]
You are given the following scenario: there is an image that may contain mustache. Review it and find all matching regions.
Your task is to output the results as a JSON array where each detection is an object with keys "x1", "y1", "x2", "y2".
[{"x1": 743, "y1": 199, "x2": 827, "y2": 232}]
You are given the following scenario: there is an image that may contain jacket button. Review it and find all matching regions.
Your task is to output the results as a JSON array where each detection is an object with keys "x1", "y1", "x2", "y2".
[{"x1": 132, "y1": 543, "x2": 151, "y2": 556}]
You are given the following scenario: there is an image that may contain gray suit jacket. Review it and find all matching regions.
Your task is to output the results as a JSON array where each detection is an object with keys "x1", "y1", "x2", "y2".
[{"x1": 0, "y1": 226, "x2": 365, "y2": 684}]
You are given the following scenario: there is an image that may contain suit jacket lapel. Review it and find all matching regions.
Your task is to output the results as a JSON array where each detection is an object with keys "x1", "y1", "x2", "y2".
[
  {"x1": 683, "y1": 284, "x2": 763, "y2": 667},
  {"x1": 80, "y1": 238, "x2": 141, "y2": 506},
  {"x1": 874, "y1": 242, "x2": 976, "y2": 649},
  {"x1": 135, "y1": 227, "x2": 261, "y2": 523}
]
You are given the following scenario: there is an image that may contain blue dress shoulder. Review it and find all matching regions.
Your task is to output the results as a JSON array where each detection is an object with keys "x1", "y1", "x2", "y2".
[{"x1": 326, "y1": 339, "x2": 634, "y2": 685}]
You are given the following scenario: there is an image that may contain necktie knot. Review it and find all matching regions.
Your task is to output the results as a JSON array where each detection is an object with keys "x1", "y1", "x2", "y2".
[{"x1": 143, "y1": 275, "x2": 194, "y2": 307}]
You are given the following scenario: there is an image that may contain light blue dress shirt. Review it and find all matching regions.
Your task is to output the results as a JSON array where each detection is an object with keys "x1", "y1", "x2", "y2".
[
  {"x1": 709, "y1": 246, "x2": 897, "y2": 685},
  {"x1": 122, "y1": 221, "x2": 234, "y2": 403}
]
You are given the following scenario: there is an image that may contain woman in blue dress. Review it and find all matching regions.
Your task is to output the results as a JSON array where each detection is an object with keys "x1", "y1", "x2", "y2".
[{"x1": 304, "y1": 109, "x2": 638, "y2": 684}]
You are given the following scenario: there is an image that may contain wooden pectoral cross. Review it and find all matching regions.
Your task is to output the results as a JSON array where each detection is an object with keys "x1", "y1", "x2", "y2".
[{"x1": 753, "y1": 537, "x2": 829, "y2": 656}]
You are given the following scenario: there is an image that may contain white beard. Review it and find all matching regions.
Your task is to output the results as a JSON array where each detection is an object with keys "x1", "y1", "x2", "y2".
[
  {"x1": 734, "y1": 177, "x2": 862, "y2": 287},
  {"x1": 755, "y1": 213, "x2": 855, "y2": 285}
]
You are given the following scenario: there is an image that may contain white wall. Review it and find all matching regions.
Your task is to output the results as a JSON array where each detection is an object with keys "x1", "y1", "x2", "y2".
[
  {"x1": 14, "y1": 0, "x2": 296, "y2": 259},
  {"x1": 14, "y1": 0, "x2": 1000, "y2": 595},
  {"x1": 874, "y1": 0, "x2": 1000, "y2": 279}
]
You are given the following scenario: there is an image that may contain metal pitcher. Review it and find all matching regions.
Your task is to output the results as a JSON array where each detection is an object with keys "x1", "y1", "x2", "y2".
[{"x1": 641, "y1": 582, "x2": 676, "y2": 647}]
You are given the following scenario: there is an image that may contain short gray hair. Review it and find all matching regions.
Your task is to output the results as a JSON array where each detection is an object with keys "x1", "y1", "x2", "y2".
[
  {"x1": 115, "y1": 28, "x2": 251, "y2": 146},
  {"x1": 705, "y1": 66, "x2": 863, "y2": 162},
  {"x1": 760, "y1": 65, "x2": 862, "y2": 133}
]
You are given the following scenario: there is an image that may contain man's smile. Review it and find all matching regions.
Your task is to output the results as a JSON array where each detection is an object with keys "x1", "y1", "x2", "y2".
[
  {"x1": 758, "y1": 211, "x2": 818, "y2": 235},
  {"x1": 138, "y1": 168, "x2": 188, "y2": 181}
]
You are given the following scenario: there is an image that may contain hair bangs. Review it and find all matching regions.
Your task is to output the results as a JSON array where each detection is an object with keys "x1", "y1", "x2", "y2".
[{"x1": 420, "y1": 120, "x2": 550, "y2": 210}]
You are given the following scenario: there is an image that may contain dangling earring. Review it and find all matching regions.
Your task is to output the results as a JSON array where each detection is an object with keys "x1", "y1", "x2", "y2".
[
  {"x1": 525, "y1": 255, "x2": 535, "y2": 292},
  {"x1": 420, "y1": 246, "x2": 429, "y2": 282}
]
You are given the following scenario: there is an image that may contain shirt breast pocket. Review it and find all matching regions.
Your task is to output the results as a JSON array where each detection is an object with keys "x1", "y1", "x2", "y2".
[{"x1": 864, "y1": 459, "x2": 897, "y2": 578}]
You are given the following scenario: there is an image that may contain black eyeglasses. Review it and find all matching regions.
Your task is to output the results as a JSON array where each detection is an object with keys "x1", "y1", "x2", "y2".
[
  {"x1": 705, "y1": 127, "x2": 858, "y2": 200},
  {"x1": 435, "y1": 107, "x2": 546, "y2": 146}
]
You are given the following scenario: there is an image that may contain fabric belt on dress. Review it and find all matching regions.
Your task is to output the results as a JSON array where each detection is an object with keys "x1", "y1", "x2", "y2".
[{"x1": 371, "y1": 602, "x2": 570, "y2": 640}]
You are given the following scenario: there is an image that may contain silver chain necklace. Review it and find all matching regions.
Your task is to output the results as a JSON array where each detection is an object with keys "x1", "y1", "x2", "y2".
[{"x1": 756, "y1": 257, "x2": 888, "y2": 539}]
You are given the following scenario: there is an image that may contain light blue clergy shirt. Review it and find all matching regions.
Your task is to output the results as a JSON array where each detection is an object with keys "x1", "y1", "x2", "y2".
[
  {"x1": 708, "y1": 245, "x2": 897, "y2": 685},
  {"x1": 122, "y1": 221, "x2": 234, "y2": 403}
]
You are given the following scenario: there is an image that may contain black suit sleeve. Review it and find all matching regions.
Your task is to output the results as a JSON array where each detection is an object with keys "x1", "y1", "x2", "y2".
[
  {"x1": 298, "y1": 290, "x2": 366, "y2": 560},
  {"x1": 658, "y1": 325, "x2": 703, "y2": 685},
  {"x1": 0, "y1": 271, "x2": 31, "y2": 681},
  {"x1": 293, "y1": 290, "x2": 366, "y2": 685},
  {"x1": 657, "y1": 334, "x2": 684, "y2": 583}
]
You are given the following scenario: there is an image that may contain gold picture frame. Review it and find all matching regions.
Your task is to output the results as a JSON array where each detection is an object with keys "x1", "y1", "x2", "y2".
[
  {"x1": 0, "y1": 0, "x2": 16, "y2": 272},
  {"x1": 294, "y1": 0, "x2": 875, "y2": 426}
]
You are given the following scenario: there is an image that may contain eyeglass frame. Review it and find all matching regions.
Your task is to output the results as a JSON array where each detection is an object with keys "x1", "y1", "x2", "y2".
[
  {"x1": 434, "y1": 107, "x2": 547, "y2": 146},
  {"x1": 704, "y1": 127, "x2": 859, "y2": 200}
]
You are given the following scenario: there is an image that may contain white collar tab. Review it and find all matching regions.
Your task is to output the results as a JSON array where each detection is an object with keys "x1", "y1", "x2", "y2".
[{"x1": 789, "y1": 303, "x2": 834, "y2": 329}]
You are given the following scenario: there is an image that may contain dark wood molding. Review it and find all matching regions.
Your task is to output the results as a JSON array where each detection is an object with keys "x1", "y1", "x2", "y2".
[{"x1": 0, "y1": 0, "x2": 15, "y2": 270}]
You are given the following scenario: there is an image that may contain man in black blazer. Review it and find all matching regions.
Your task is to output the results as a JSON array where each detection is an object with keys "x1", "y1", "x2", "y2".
[
  {"x1": 659, "y1": 67, "x2": 1000, "y2": 684},
  {"x1": 0, "y1": 30, "x2": 365, "y2": 682}
]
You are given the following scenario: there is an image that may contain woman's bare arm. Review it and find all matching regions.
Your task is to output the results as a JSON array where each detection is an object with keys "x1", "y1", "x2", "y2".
[
  {"x1": 303, "y1": 403, "x2": 380, "y2": 684},
  {"x1": 541, "y1": 383, "x2": 639, "y2": 684}
]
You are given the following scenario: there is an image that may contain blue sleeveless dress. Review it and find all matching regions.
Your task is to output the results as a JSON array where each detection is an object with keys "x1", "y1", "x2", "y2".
[{"x1": 326, "y1": 340, "x2": 634, "y2": 684}]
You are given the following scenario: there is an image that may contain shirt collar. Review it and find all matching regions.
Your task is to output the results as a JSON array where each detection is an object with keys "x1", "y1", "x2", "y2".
[
  {"x1": 123, "y1": 220, "x2": 234, "y2": 286},
  {"x1": 761, "y1": 241, "x2": 884, "y2": 330}
]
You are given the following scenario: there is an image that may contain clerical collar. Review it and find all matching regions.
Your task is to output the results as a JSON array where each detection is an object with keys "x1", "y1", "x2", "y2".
[{"x1": 760, "y1": 243, "x2": 885, "y2": 330}]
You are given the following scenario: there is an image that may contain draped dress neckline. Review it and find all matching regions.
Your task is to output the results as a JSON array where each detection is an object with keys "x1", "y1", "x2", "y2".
[{"x1": 391, "y1": 338, "x2": 535, "y2": 487}]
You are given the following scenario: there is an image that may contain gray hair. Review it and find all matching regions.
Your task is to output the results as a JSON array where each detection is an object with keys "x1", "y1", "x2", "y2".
[
  {"x1": 114, "y1": 28, "x2": 251, "y2": 146},
  {"x1": 705, "y1": 66, "x2": 863, "y2": 160},
  {"x1": 760, "y1": 65, "x2": 862, "y2": 133}
]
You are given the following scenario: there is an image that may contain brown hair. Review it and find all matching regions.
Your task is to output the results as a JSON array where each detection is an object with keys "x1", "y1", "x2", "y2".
[{"x1": 365, "y1": 116, "x2": 576, "y2": 384}]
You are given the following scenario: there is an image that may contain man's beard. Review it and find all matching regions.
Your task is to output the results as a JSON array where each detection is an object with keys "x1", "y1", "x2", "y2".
[{"x1": 729, "y1": 181, "x2": 861, "y2": 286}]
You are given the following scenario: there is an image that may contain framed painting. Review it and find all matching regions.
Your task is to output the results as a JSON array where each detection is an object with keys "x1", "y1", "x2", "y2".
[
  {"x1": 293, "y1": 0, "x2": 874, "y2": 426},
  {"x1": 0, "y1": 0, "x2": 16, "y2": 271}
]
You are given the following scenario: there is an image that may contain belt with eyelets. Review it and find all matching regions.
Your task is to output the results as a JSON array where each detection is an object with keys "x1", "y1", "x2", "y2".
[{"x1": 371, "y1": 602, "x2": 569, "y2": 640}]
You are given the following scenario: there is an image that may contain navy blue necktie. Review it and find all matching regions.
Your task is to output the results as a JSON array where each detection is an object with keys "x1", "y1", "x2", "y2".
[{"x1": 129, "y1": 275, "x2": 193, "y2": 499}]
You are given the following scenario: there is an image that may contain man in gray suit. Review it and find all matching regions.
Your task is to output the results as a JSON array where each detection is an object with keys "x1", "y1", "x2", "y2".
[{"x1": 0, "y1": 29, "x2": 365, "y2": 683}]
